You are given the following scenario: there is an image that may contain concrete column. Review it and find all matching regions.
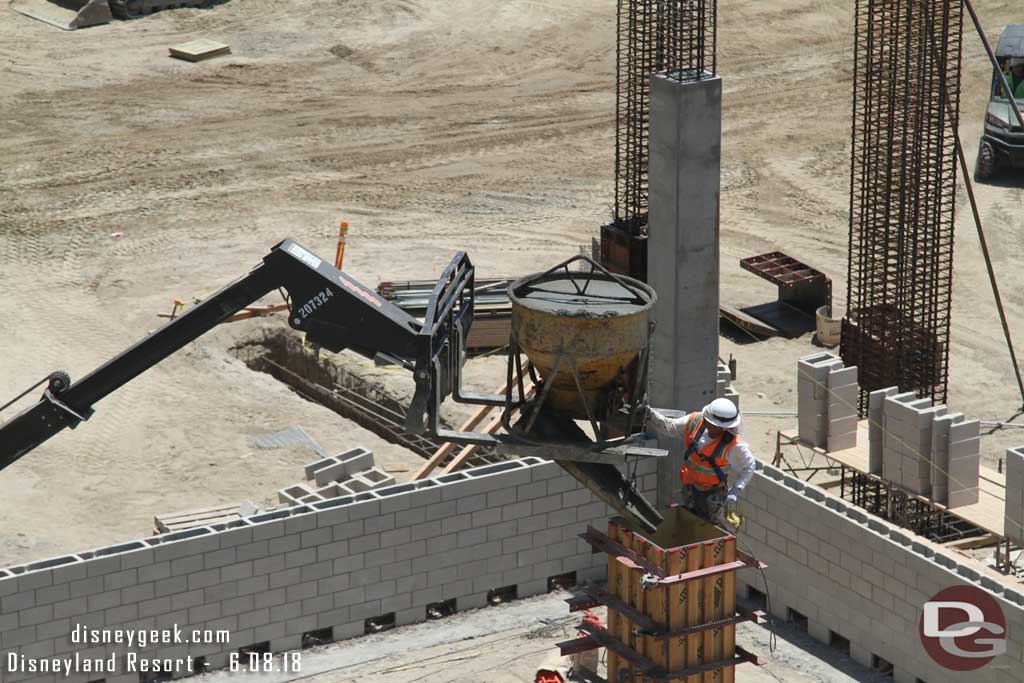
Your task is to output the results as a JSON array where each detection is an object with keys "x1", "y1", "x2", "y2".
[{"x1": 647, "y1": 72, "x2": 722, "y2": 508}]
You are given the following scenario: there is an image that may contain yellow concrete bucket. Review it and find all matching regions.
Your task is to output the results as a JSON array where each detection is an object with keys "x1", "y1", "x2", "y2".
[{"x1": 508, "y1": 257, "x2": 656, "y2": 422}]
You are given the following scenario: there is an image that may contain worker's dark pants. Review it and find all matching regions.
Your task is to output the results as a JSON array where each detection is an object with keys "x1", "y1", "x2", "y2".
[{"x1": 679, "y1": 483, "x2": 727, "y2": 524}]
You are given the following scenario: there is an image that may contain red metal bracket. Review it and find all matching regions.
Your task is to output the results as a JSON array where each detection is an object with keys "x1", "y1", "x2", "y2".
[
  {"x1": 578, "y1": 526, "x2": 666, "y2": 576},
  {"x1": 576, "y1": 620, "x2": 761, "y2": 680},
  {"x1": 556, "y1": 635, "x2": 600, "y2": 656}
]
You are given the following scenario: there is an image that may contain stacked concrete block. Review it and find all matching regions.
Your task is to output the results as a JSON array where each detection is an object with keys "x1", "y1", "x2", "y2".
[
  {"x1": 0, "y1": 455, "x2": 661, "y2": 683},
  {"x1": 309, "y1": 448, "x2": 375, "y2": 487},
  {"x1": 735, "y1": 463, "x2": 1024, "y2": 683},
  {"x1": 1005, "y1": 447, "x2": 1024, "y2": 543},
  {"x1": 929, "y1": 412, "x2": 964, "y2": 505},
  {"x1": 946, "y1": 419, "x2": 981, "y2": 508},
  {"x1": 867, "y1": 387, "x2": 898, "y2": 474},
  {"x1": 797, "y1": 353, "x2": 858, "y2": 451},
  {"x1": 281, "y1": 449, "x2": 378, "y2": 505},
  {"x1": 714, "y1": 362, "x2": 739, "y2": 409},
  {"x1": 278, "y1": 484, "x2": 316, "y2": 506},
  {"x1": 880, "y1": 394, "x2": 945, "y2": 495},
  {"x1": 825, "y1": 365, "x2": 858, "y2": 452}
]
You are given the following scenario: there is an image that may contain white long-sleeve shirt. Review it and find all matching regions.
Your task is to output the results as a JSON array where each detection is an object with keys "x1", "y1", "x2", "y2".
[{"x1": 647, "y1": 408, "x2": 757, "y2": 497}]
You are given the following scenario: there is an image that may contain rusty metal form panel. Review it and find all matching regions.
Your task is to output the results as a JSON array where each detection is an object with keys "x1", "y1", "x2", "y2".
[
  {"x1": 611, "y1": 0, "x2": 717, "y2": 237},
  {"x1": 842, "y1": 0, "x2": 963, "y2": 413}
]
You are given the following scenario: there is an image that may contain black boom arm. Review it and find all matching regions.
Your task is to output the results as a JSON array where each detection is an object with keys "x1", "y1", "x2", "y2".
[{"x1": 0, "y1": 239, "x2": 475, "y2": 473}]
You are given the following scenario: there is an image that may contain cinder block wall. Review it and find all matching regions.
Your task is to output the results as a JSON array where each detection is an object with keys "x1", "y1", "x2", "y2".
[
  {"x1": 738, "y1": 463, "x2": 1024, "y2": 683},
  {"x1": 0, "y1": 457, "x2": 658, "y2": 683}
]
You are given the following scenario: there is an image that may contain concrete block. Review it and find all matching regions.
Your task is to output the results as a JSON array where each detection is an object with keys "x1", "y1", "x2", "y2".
[
  {"x1": 948, "y1": 458, "x2": 979, "y2": 491},
  {"x1": 363, "y1": 513, "x2": 395, "y2": 535},
  {"x1": 304, "y1": 456, "x2": 338, "y2": 481},
  {"x1": 826, "y1": 430, "x2": 857, "y2": 453},
  {"x1": 947, "y1": 488, "x2": 979, "y2": 508},
  {"x1": 279, "y1": 484, "x2": 315, "y2": 505},
  {"x1": 948, "y1": 438, "x2": 980, "y2": 460},
  {"x1": 945, "y1": 418, "x2": 978, "y2": 445},
  {"x1": 807, "y1": 619, "x2": 830, "y2": 644},
  {"x1": 350, "y1": 467, "x2": 395, "y2": 491},
  {"x1": 827, "y1": 366, "x2": 858, "y2": 390}
]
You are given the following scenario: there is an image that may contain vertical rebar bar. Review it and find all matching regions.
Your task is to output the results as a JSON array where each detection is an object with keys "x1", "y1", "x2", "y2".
[
  {"x1": 841, "y1": 0, "x2": 962, "y2": 413},
  {"x1": 613, "y1": 0, "x2": 717, "y2": 234}
]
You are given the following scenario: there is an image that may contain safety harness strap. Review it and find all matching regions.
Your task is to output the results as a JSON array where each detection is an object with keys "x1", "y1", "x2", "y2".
[{"x1": 684, "y1": 415, "x2": 733, "y2": 486}]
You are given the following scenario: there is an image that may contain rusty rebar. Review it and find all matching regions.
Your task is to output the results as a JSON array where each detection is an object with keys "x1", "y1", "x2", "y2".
[
  {"x1": 842, "y1": 0, "x2": 962, "y2": 413},
  {"x1": 613, "y1": 0, "x2": 717, "y2": 234}
]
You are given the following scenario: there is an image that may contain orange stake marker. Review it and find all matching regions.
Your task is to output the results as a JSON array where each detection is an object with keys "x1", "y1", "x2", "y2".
[{"x1": 335, "y1": 221, "x2": 349, "y2": 270}]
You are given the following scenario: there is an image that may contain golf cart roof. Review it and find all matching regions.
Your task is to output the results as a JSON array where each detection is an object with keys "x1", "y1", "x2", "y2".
[{"x1": 996, "y1": 25, "x2": 1024, "y2": 59}]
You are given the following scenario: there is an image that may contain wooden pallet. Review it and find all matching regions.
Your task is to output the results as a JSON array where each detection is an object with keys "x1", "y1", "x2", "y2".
[{"x1": 154, "y1": 503, "x2": 241, "y2": 534}]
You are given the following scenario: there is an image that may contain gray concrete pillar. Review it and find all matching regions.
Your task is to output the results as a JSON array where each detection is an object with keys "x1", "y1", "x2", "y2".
[{"x1": 647, "y1": 73, "x2": 722, "y2": 508}]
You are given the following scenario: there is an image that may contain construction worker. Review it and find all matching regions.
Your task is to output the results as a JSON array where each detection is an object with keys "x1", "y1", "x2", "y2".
[
  {"x1": 1011, "y1": 57, "x2": 1024, "y2": 99},
  {"x1": 645, "y1": 398, "x2": 756, "y2": 526}
]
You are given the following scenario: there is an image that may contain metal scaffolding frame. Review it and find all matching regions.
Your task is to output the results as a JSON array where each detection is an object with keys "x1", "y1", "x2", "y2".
[{"x1": 841, "y1": 0, "x2": 963, "y2": 413}]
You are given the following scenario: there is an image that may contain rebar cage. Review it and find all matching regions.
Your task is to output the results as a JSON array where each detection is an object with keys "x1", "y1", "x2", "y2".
[
  {"x1": 842, "y1": 0, "x2": 964, "y2": 413},
  {"x1": 614, "y1": 0, "x2": 717, "y2": 235}
]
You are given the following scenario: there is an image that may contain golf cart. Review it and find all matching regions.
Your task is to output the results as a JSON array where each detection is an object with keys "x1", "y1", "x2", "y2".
[{"x1": 976, "y1": 24, "x2": 1024, "y2": 181}]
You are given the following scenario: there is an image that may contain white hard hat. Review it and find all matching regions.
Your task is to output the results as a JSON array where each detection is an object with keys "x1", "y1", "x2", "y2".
[{"x1": 703, "y1": 398, "x2": 741, "y2": 429}]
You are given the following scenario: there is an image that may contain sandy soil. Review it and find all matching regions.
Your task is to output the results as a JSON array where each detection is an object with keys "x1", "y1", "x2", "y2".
[{"x1": 1, "y1": 0, "x2": 1023, "y2": 565}]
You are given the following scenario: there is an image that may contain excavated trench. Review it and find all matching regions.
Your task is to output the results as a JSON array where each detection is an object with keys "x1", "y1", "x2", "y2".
[{"x1": 232, "y1": 330, "x2": 503, "y2": 467}]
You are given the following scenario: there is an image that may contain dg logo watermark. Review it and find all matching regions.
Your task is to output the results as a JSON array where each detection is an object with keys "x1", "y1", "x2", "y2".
[{"x1": 919, "y1": 585, "x2": 1007, "y2": 671}]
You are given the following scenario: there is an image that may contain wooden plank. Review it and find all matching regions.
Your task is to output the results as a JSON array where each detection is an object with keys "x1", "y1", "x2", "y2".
[
  {"x1": 719, "y1": 304, "x2": 779, "y2": 338},
  {"x1": 667, "y1": 547, "x2": 686, "y2": 675},
  {"x1": 442, "y1": 381, "x2": 535, "y2": 473},
  {"x1": 942, "y1": 533, "x2": 1000, "y2": 550},
  {"x1": 721, "y1": 539, "x2": 737, "y2": 683},
  {"x1": 157, "y1": 503, "x2": 238, "y2": 522},
  {"x1": 647, "y1": 542, "x2": 670, "y2": 672},
  {"x1": 226, "y1": 303, "x2": 288, "y2": 322},
  {"x1": 636, "y1": 536, "x2": 655, "y2": 666},
  {"x1": 783, "y1": 423, "x2": 1007, "y2": 536},
  {"x1": 155, "y1": 504, "x2": 239, "y2": 532},
  {"x1": 443, "y1": 414, "x2": 503, "y2": 472},
  {"x1": 684, "y1": 543, "x2": 701, "y2": 683},
  {"x1": 169, "y1": 39, "x2": 231, "y2": 62},
  {"x1": 413, "y1": 382, "x2": 506, "y2": 480},
  {"x1": 622, "y1": 526, "x2": 639, "y2": 683},
  {"x1": 701, "y1": 542, "x2": 716, "y2": 683},
  {"x1": 606, "y1": 520, "x2": 622, "y2": 683}
]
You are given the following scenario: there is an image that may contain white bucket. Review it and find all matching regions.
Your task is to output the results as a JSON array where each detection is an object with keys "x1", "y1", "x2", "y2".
[{"x1": 816, "y1": 306, "x2": 842, "y2": 346}]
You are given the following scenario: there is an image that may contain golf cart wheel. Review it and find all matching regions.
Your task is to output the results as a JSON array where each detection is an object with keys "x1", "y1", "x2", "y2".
[{"x1": 975, "y1": 140, "x2": 996, "y2": 182}]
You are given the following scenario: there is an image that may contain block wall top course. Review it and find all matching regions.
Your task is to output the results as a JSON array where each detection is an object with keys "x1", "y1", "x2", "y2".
[
  {"x1": 0, "y1": 457, "x2": 540, "y2": 588},
  {"x1": 868, "y1": 386, "x2": 899, "y2": 409},
  {"x1": 826, "y1": 366, "x2": 858, "y2": 387},
  {"x1": 747, "y1": 460, "x2": 1023, "y2": 609},
  {"x1": 799, "y1": 352, "x2": 841, "y2": 366}
]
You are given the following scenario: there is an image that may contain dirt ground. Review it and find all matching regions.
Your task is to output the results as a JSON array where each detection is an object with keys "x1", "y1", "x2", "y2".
[{"x1": 1, "y1": 0, "x2": 1024, "y2": 567}]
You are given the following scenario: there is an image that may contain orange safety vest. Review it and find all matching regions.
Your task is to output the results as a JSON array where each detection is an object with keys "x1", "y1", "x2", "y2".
[{"x1": 679, "y1": 412, "x2": 736, "y2": 490}]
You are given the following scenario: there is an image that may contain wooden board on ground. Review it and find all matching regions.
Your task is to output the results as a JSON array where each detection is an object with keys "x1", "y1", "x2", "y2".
[
  {"x1": 719, "y1": 304, "x2": 778, "y2": 338},
  {"x1": 169, "y1": 40, "x2": 231, "y2": 62},
  {"x1": 154, "y1": 503, "x2": 240, "y2": 533}
]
